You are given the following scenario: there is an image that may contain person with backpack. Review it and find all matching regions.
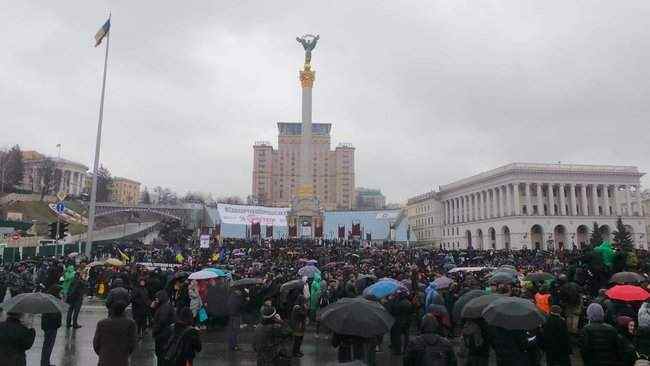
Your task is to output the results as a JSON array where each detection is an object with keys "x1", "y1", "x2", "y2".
[
  {"x1": 159, "y1": 307, "x2": 202, "y2": 366},
  {"x1": 461, "y1": 318, "x2": 490, "y2": 366},
  {"x1": 403, "y1": 314, "x2": 457, "y2": 366},
  {"x1": 153, "y1": 290, "x2": 176, "y2": 366},
  {"x1": 540, "y1": 305, "x2": 571, "y2": 366},
  {"x1": 93, "y1": 301, "x2": 137, "y2": 366}
]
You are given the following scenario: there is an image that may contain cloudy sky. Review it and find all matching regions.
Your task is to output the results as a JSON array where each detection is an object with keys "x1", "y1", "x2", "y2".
[{"x1": 2, "y1": 1, "x2": 649, "y2": 203}]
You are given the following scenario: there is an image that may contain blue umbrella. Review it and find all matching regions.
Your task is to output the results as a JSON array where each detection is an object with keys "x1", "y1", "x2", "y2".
[
  {"x1": 206, "y1": 268, "x2": 231, "y2": 278},
  {"x1": 363, "y1": 278, "x2": 408, "y2": 299}
]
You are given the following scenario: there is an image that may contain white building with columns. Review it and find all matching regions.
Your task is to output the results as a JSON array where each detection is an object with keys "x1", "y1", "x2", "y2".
[
  {"x1": 20, "y1": 150, "x2": 88, "y2": 197},
  {"x1": 408, "y1": 163, "x2": 647, "y2": 250}
]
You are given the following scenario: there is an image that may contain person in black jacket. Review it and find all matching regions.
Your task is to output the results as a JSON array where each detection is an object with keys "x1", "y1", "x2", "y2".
[
  {"x1": 66, "y1": 272, "x2": 86, "y2": 329},
  {"x1": 462, "y1": 318, "x2": 490, "y2": 366},
  {"x1": 161, "y1": 307, "x2": 202, "y2": 366},
  {"x1": 0, "y1": 312, "x2": 36, "y2": 366},
  {"x1": 403, "y1": 314, "x2": 457, "y2": 366},
  {"x1": 227, "y1": 288, "x2": 245, "y2": 351},
  {"x1": 389, "y1": 292, "x2": 413, "y2": 355},
  {"x1": 106, "y1": 278, "x2": 130, "y2": 316},
  {"x1": 93, "y1": 301, "x2": 137, "y2": 366},
  {"x1": 252, "y1": 304, "x2": 292, "y2": 366},
  {"x1": 41, "y1": 285, "x2": 62, "y2": 366},
  {"x1": 153, "y1": 290, "x2": 176, "y2": 366},
  {"x1": 131, "y1": 278, "x2": 151, "y2": 339},
  {"x1": 540, "y1": 305, "x2": 571, "y2": 366},
  {"x1": 580, "y1": 303, "x2": 623, "y2": 366}
]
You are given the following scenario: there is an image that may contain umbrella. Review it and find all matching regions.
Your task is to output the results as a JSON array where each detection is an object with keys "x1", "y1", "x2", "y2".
[
  {"x1": 524, "y1": 272, "x2": 555, "y2": 283},
  {"x1": 356, "y1": 275, "x2": 378, "y2": 291},
  {"x1": 610, "y1": 272, "x2": 645, "y2": 285},
  {"x1": 298, "y1": 265, "x2": 320, "y2": 278},
  {"x1": 67, "y1": 252, "x2": 79, "y2": 258},
  {"x1": 427, "y1": 303, "x2": 451, "y2": 327},
  {"x1": 88, "y1": 261, "x2": 105, "y2": 267},
  {"x1": 482, "y1": 297, "x2": 546, "y2": 330},
  {"x1": 606, "y1": 285, "x2": 650, "y2": 302},
  {"x1": 460, "y1": 294, "x2": 505, "y2": 319},
  {"x1": 489, "y1": 272, "x2": 518, "y2": 285},
  {"x1": 306, "y1": 259, "x2": 318, "y2": 266},
  {"x1": 433, "y1": 276, "x2": 453, "y2": 290},
  {"x1": 105, "y1": 258, "x2": 124, "y2": 267},
  {"x1": 317, "y1": 297, "x2": 394, "y2": 337},
  {"x1": 452, "y1": 290, "x2": 486, "y2": 322},
  {"x1": 499, "y1": 265, "x2": 517, "y2": 271},
  {"x1": 400, "y1": 279, "x2": 425, "y2": 291},
  {"x1": 232, "y1": 278, "x2": 264, "y2": 288},
  {"x1": 362, "y1": 278, "x2": 408, "y2": 299},
  {"x1": 0, "y1": 292, "x2": 69, "y2": 314},
  {"x1": 188, "y1": 269, "x2": 219, "y2": 280},
  {"x1": 206, "y1": 268, "x2": 231, "y2": 278},
  {"x1": 172, "y1": 271, "x2": 189, "y2": 281},
  {"x1": 280, "y1": 279, "x2": 305, "y2": 293}
]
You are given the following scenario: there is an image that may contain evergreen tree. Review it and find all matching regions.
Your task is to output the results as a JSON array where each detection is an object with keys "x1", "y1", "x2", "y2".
[
  {"x1": 140, "y1": 186, "x2": 152, "y2": 204},
  {"x1": 38, "y1": 158, "x2": 60, "y2": 200},
  {"x1": 589, "y1": 222, "x2": 603, "y2": 248},
  {"x1": 96, "y1": 165, "x2": 113, "y2": 202},
  {"x1": 613, "y1": 217, "x2": 634, "y2": 252}
]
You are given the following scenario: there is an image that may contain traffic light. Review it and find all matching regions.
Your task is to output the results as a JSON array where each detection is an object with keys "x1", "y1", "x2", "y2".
[
  {"x1": 58, "y1": 222, "x2": 69, "y2": 240},
  {"x1": 48, "y1": 222, "x2": 58, "y2": 239}
]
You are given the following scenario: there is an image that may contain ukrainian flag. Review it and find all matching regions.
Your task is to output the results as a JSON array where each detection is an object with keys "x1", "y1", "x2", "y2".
[{"x1": 94, "y1": 18, "x2": 111, "y2": 47}]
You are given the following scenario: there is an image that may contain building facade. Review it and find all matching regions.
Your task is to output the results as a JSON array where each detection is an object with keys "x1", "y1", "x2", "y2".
[
  {"x1": 20, "y1": 151, "x2": 88, "y2": 197},
  {"x1": 355, "y1": 187, "x2": 386, "y2": 210},
  {"x1": 252, "y1": 124, "x2": 355, "y2": 210},
  {"x1": 111, "y1": 177, "x2": 141, "y2": 205},
  {"x1": 407, "y1": 190, "x2": 440, "y2": 242},
  {"x1": 408, "y1": 163, "x2": 647, "y2": 250}
]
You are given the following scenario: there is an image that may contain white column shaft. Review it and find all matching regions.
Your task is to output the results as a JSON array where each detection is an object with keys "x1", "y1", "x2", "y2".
[
  {"x1": 570, "y1": 184, "x2": 577, "y2": 215},
  {"x1": 548, "y1": 183, "x2": 555, "y2": 216}
]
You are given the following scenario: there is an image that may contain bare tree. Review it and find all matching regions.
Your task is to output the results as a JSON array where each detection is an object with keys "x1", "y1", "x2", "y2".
[
  {"x1": 39, "y1": 158, "x2": 60, "y2": 201},
  {"x1": 216, "y1": 195, "x2": 244, "y2": 205}
]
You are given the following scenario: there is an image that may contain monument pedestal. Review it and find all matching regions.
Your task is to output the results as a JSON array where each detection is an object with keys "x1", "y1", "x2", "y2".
[{"x1": 287, "y1": 195, "x2": 322, "y2": 239}]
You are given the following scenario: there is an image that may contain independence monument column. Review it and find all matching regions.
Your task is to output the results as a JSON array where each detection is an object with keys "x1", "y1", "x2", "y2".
[{"x1": 289, "y1": 34, "x2": 322, "y2": 238}]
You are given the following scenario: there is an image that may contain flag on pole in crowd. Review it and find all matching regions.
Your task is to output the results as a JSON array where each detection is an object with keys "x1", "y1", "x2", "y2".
[{"x1": 94, "y1": 18, "x2": 111, "y2": 47}]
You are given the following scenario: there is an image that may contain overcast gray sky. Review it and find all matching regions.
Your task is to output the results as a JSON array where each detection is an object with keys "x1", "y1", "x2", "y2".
[{"x1": 2, "y1": 1, "x2": 649, "y2": 203}]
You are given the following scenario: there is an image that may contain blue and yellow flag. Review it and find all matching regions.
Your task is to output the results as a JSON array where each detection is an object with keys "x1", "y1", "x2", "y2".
[{"x1": 94, "y1": 18, "x2": 111, "y2": 47}]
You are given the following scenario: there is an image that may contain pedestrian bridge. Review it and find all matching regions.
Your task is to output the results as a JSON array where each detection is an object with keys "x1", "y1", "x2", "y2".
[{"x1": 93, "y1": 202, "x2": 203, "y2": 225}]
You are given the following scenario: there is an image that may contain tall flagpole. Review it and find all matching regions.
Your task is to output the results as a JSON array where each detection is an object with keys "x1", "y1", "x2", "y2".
[{"x1": 85, "y1": 19, "x2": 111, "y2": 258}]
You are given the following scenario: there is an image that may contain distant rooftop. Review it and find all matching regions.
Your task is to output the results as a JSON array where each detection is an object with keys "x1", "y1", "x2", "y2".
[
  {"x1": 277, "y1": 122, "x2": 331, "y2": 136},
  {"x1": 440, "y1": 162, "x2": 644, "y2": 192}
]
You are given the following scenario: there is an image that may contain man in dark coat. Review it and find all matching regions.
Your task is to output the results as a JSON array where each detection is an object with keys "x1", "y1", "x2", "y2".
[
  {"x1": 580, "y1": 303, "x2": 623, "y2": 366},
  {"x1": 206, "y1": 278, "x2": 228, "y2": 327},
  {"x1": 93, "y1": 301, "x2": 137, "y2": 366},
  {"x1": 153, "y1": 290, "x2": 176, "y2": 366},
  {"x1": 41, "y1": 286, "x2": 62, "y2": 366},
  {"x1": 66, "y1": 272, "x2": 86, "y2": 329},
  {"x1": 541, "y1": 305, "x2": 571, "y2": 366},
  {"x1": 131, "y1": 278, "x2": 151, "y2": 338},
  {"x1": 388, "y1": 292, "x2": 413, "y2": 355},
  {"x1": 403, "y1": 314, "x2": 457, "y2": 366},
  {"x1": 252, "y1": 304, "x2": 292, "y2": 366},
  {"x1": 227, "y1": 288, "x2": 245, "y2": 351},
  {"x1": 0, "y1": 312, "x2": 36, "y2": 366}
]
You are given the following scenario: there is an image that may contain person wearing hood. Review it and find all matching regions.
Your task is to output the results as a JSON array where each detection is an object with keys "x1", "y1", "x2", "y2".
[
  {"x1": 93, "y1": 300, "x2": 137, "y2": 366},
  {"x1": 61, "y1": 264, "x2": 76, "y2": 297},
  {"x1": 540, "y1": 305, "x2": 571, "y2": 366},
  {"x1": 106, "y1": 278, "x2": 131, "y2": 315},
  {"x1": 66, "y1": 271, "x2": 86, "y2": 329},
  {"x1": 161, "y1": 307, "x2": 202, "y2": 366},
  {"x1": 388, "y1": 291, "x2": 413, "y2": 356},
  {"x1": 615, "y1": 316, "x2": 636, "y2": 366},
  {"x1": 636, "y1": 301, "x2": 650, "y2": 363},
  {"x1": 0, "y1": 312, "x2": 35, "y2": 366},
  {"x1": 153, "y1": 290, "x2": 176, "y2": 366},
  {"x1": 41, "y1": 285, "x2": 62, "y2": 366},
  {"x1": 252, "y1": 304, "x2": 292, "y2": 366},
  {"x1": 579, "y1": 303, "x2": 623, "y2": 366},
  {"x1": 403, "y1": 314, "x2": 456, "y2": 366},
  {"x1": 131, "y1": 277, "x2": 151, "y2": 339}
]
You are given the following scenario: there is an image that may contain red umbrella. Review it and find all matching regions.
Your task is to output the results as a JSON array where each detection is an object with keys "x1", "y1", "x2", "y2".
[{"x1": 606, "y1": 285, "x2": 650, "y2": 302}]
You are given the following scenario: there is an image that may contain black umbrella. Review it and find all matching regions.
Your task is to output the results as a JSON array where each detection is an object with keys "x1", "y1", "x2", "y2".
[
  {"x1": 232, "y1": 278, "x2": 264, "y2": 288},
  {"x1": 280, "y1": 279, "x2": 305, "y2": 293},
  {"x1": 317, "y1": 297, "x2": 394, "y2": 337},
  {"x1": 0, "y1": 292, "x2": 69, "y2": 314},
  {"x1": 460, "y1": 294, "x2": 504, "y2": 319},
  {"x1": 610, "y1": 272, "x2": 644, "y2": 285},
  {"x1": 452, "y1": 289, "x2": 486, "y2": 322},
  {"x1": 524, "y1": 272, "x2": 554, "y2": 283},
  {"x1": 172, "y1": 271, "x2": 190, "y2": 281},
  {"x1": 489, "y1": 272, "x2": 518, "y2": 285},
  {"x1": 482, "y1": 297, "x2": 546, "y2": 330}
]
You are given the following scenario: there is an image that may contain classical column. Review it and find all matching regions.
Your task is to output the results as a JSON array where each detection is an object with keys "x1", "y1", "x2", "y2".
[
  {"x1": 471, "y1": 193, "x2": 476, "y2": 221},
  {"x1": 592, "y1": 184, "x2": 600, "y2": 216},
  {"x1": 580, "y1": 185, "x2": 588, "y2": 216},
  {"x1": 603, "y1": 186, "x2": 611, "y2": 216},
  {"x1": 557, "y1": 183, "x2": 566, "y2": 216},
  {"x1": 514, "y1": 183, "x2": 521, "y2": 215},
  {"x1": 451, "y1": 199, "x2": 456, "y2": 224},
  {"x1": 525, "y1": 183, "x2": 531, "y2": 215},
  {"x1": 613, "y1": 186, "x2": 620, "y2": 216},
  {"x1": 548, "y1": 183, "x2": 555, "y2": 216},
  {"x1": 491, "y1": 189, "x2": 496, "y2": 218},
  {"x1": 625, "y1": 186, "x2": 631, "y2": 216},
  {"x1": 636, "y1": 185, "x2": 643, "y2": 216},
  {"x1": 504, "y1": 184, "x2": 511, "y2": 216},
  {"x1": 536, "y1": 183, "x2": 543, "y2": 215},
  {"x1": 570, "y1": 184, "x2": 577, "y2": 215}
]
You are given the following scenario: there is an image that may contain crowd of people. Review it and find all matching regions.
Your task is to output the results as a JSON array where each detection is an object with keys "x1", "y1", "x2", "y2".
[{"x1": 0, "y1": 238, "x2": 649, "y2": 366}]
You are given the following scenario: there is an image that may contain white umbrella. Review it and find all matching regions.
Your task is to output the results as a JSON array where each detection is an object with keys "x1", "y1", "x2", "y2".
[{"x1": 188, "y1": 269, "x2": 219, "y2": 280}]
